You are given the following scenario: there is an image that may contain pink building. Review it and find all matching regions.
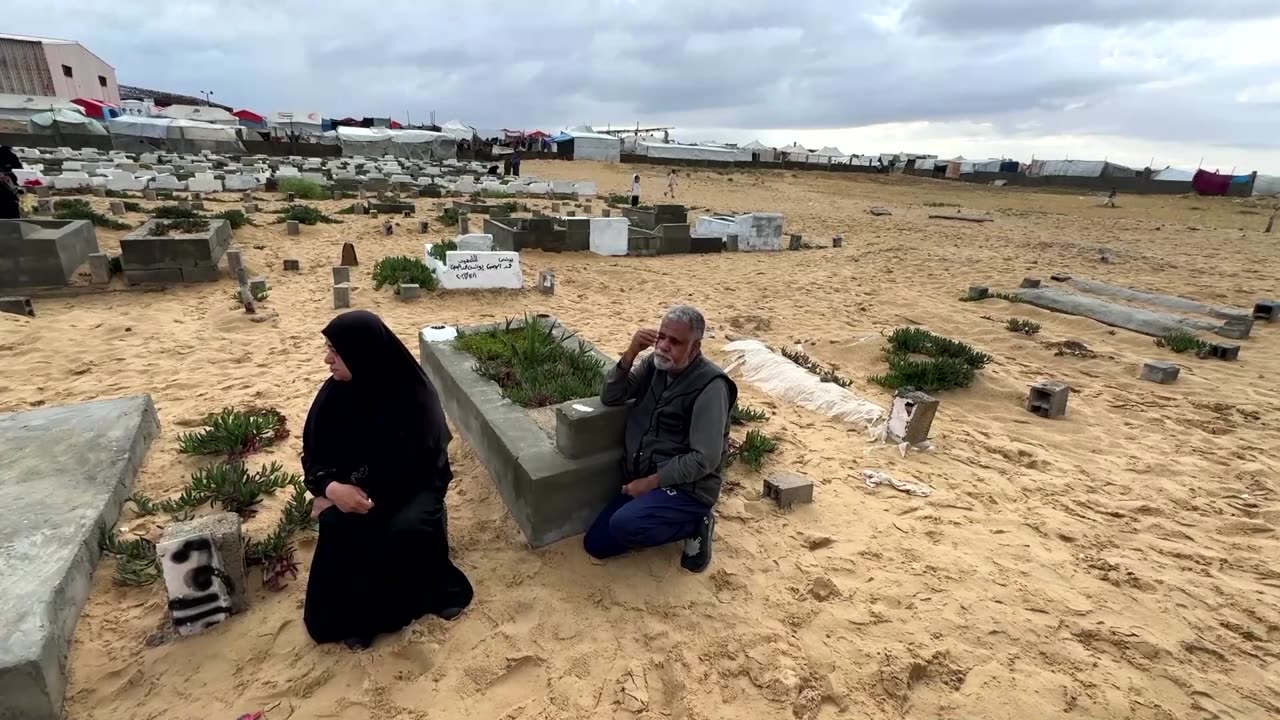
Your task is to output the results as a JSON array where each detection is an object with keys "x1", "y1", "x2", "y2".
[{"x1": 0, "y1": 33, "x2": 119, "y2": 103}]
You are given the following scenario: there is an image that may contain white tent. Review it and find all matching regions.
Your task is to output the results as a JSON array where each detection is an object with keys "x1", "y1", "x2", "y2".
[
  {"x1": 0, "y1": 93, "x2": 84, "y2": 122},
  {"x1": 334, "y1": 126, "x2": 457, "y2": 160},
  {"x1": 779, "y1": 143, "x2": 810, "y2": 160},
  {"x1": 1027, "y1": 159, "x2": 1138, "y2": 178},
  {"x1": 157, "y1": 104, "x2": 239, "y2": 126},
  {"x1": 268, "y1": 111, "x2": 324, "y2": 137},
  {"x1": 28, "y1": 109, "x2": 107, "y2": 136},
  {"x1": 553, "y1": 130, "x2": 621, "y2": 162},
  {"x1": 742, "y1": 139, "x2": 777, "y2": 162},
  {"x1": 1153, "y1": 167, "x2": 1195, "y2": 182},
  {"x1": 1254, "y1": 174, "x2": 1280, "y2": 197},
  {"x1": 634, "y1": 142, "x2": 752, "y2": 162},
  {"x1": 107, "y1": 116, "x2": 245, "y2": 154},
  {"x1": 441, "y1": 119, "x2": 476, "y2": 142}
]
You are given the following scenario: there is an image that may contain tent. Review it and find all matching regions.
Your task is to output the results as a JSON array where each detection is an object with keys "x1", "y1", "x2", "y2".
[
  {"x1": 0, "y1": 94, "x2": 85, "y2": 123},
  {"x1": 268, "y1": 111, "x2": 324, "y2": 137},
  {"x1": 551, "y1": 130, "x2": 622, "y2": 162},
  {"x1": 333, "y1": 126, "x2": 456, "y2": 160},
  {"x1": 1027, "y1": 159, "x2": 1139, "y2": 178},
  {"x1": 158, "y1": 104, "x2": 238, "y2": 126},
  {"x1": 633, "y1": 142, "x2": 752, "y2": 162},
  {"x1": 779, "y1": 143, "x2": 810, "y2": 160},
  {"x1": 232, "y1": 109, "x2": 266, "y2": 129},
  {"x1": 70, "y1": 98, "x2": 122, "y2": 120},
  {"x1": 108, "y1": 116, "x2": 246, "y2": 154},
  {"x1": 1153, "y1": 167, "x2": 1195, "y2": 182},
  {"x1": 28, "y1": 109, "x2": 107, "y2": 136},
  {"x1": 742, "y1": 139, "x2": 777, "y2": 162},
  {"x1": 1253, "y1": 174, "x2": 1280, "y2": 197},
  {"x1": 441, "y1": 119, "x2": 477, "y2": 142}
]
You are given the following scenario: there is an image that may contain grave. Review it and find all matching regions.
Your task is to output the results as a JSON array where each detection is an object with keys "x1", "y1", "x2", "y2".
[
  {"x1": 621, "y1": 205, "x2": 658, "y2": 230},
  {"x1": 885, "y1": 389, "x2": 939, "y2": 445},
  {"x1": 186, "y1": 173, "x2": 223, "y2": 193},
  {"x1": 1252, "y1": 300, "x2": 1277, "y2": 322},
  {"x1": 1011, "y1": 287, "x2": 1237, "y2": 339},
  {"x1": 424, "y1": 245, "x2": 522, "y2": 290},
  {"x1": 588, "y1": 217, "x2": 629, "y2": 256},
  {"x1": 0, "y1": 219, "x2": 100, "y2": 289},
  {"x1": 333, "y1": 282, "x2": 351, "y2": 308},
  {"x1": 763, "y1": 474, "x2": 814, "y2": 508},
  {"x1": 0, "y1": 396, "x2": 159, "y2": 720},
  {"x1": 1140, "y1": 360, "x2": 1180, "y2": 384},
  {"x1": 1027, "y1": 381, "x2": 1069, "y2": 418},
  {"x1": 693, "y1": 213, "x2": 784, "y2": 251},
  {"x1": 657, "y1": 223, "x2": 692, "y2": 255},
  {"x1": 120, "y1": 219, "x2": 232, "y2": 284},
  {"x1": 418, "y1": 317, "x2": 625, "y2": 546}
]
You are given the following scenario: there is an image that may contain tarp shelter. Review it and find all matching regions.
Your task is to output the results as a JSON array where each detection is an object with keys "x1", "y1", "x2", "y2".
[
  {"x1": 0, "y1": 94, "x2": 85, "y2": 135},
  {"x1": 779, "y1": 143, "x2": 810, "y2": 160},
  {"x1": 1027, "y1": 159, "x2": 1139, "y2": 178},
  {"x1": 1192, "y1": 169, "x2": 1232, "y2": 196},
  {"x1": 551, "y1": 130, "x2": 621, "y2": 162},
  {"x1": 333, "y1": 126, "x2": 457, "y2": 160},
  {"x1": 1153, "y1": 167, "x2": 1195, "y2": 182},
  {"x1": 268, "y1": 111, "x2": 324, "y2": 137},
  {"x1": 158, "y1": 104, "x2": 238, "y2": 126},
  {"x1": 70, "y1": 98, "x2": 121, "y2": 120},
  {"x1": 633, "y1": 142, "x2": 752, "y2": 162},
  {"x1": 742, "y1": 139, "x2": 777, "y2": 162},
  {"x1": 107, "y1": 116, "x2": 246, "y2": 155},
  {"x1": 1253, "y1": 174, "x2": 1280, "y2": 197},
  {"x1": 441, "y1": 119, "x2": 477, "y2": 142},
  {"x1": 28, "y1": 109, "x2": 107, "y2": 136},
  {"x1": 232, "y1": 109, "x2": 266, "y2": 128}
]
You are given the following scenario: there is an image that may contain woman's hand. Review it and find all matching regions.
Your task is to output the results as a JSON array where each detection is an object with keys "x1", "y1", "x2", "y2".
[
  {"x1": 311, "y1": 496, "x2": 334, "y2": 519},
  {"x1": 325, "y1": 482, "x2": 375, "y2": 514}
]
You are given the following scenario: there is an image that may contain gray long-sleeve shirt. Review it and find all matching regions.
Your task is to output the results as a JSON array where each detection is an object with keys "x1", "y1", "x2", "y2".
[{"x1": 602, "y1": 355, "x2": 731, "y2": 490}]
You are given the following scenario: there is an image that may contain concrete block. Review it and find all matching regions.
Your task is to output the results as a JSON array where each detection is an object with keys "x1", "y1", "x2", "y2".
[
  {"x1": 967, "y1": 286, "x2": 990, "y2": 300},
  {"x1": 418, "y1": 220, "x2": 430, "y2": 234},
  {"x1": 1251, "y1": 300, "x2": 1277, "y2": 322},
  {"x1": 398, "y1": 283, "x2": 421, "y2": 300},
  {"x1": 91, "y1": 187, "x2": 107, "y2": 198},
  {"x1": 285, "y1": 220, "x2": 300, "y2": 236},
  {"x1": 248, "y1": 276, "x2": 268, "y2": 296},
  {"x1": 1201, "y1": 342, "x2": 1240, "y2": 361},
  {"x1": 0, "y1": 396, "x2": 158, "y2": 720},
  {"x1": 333, "y1": 282, "x2": 351, "y2": 309},
  {"x1": 832, "y1": 235, "x2": 844, "y2": 248},
  {"x1": 108, "y1": 201, "x2": 125, "y2": 216},
  {"x1": 88, "y1": 253, "x2": 110, "y2": 284},
  {"x1": 190, "y1": 201, "x2": 204, "y2": 212},
  {"x1": 1027, "y1": 381, "x2": 1069, "y2": 418},
  {"x1": 0, "y1": 218, "x2": 100, "y2": 289},
  {"x1": 286, "y1": 192, "x2": 296, "y2": 202},
  {"x1": 725, "y1": 233, "x2": 740, "y2": 252},
  {"x1": 157, "y1": 513, "x2": 246, "y2": 636},
  {"x1": 0, "y1": 296, "x2": 34, "y2": 317},
  {"x1": 1215, "y1": 317, "x2": 1252, "y2": 340},
  {"x1": 555, "y1": 396, "x2": 629, "y2": 460},
  {"x1": 1051, "y1": 272, "x2": 1072, "y2": 282},
  {"x1": 1020, "y1": 277, "x2": 1042, "y2": 289},
  {"x1": 602, "y1": 208, "x2": 611, "y2": 217},
  {"x1": 283, "y1": 258, "x2": 300, "y2": 272},
  {"x1": 459, "y1": 214, "x2": 470, "y2": 234},
  {"x1": 763, "y1": 474, "x2": 814, "y2": 508},
  {"x1": 341, "y1": 242, "x2": 358, "y2": 266},
  {"x1": 789, "y1": 234, "x2": 803, "y2": 250},
  {"x1": 538, "y1": 270, "x2": 556, "y2": 295},
  {"x1": 125, "y1": 267, "x2": 184, "y2": 284},
  {"x1": 35, "y1": 199, "x2": 53, "y2": 215},
  {"x1": 621, "y1": 206, "x2": 657, "y2": 230},
  {"x1": 233, "y1": 264, "x2": 249, "y2": 287},
  {"x1": 353, "y1": 203, "x2": 365, "y2": 215},
  {"x1": 383, "y1": 221, "x2": 393, "y2": 236},
  {"x1": 243, "y1": 202, "x2": 258, "y2": 214},
  {"x1": 886, "y1": 388, "x2": 939, "y2": 445},
  {"x1": 225, "y1": 248, "x2": 243, "y2": 277},
  {"x1": 143, "y1": 189, "x2": 158, "y2": 201},
  {"x1": 1140, "y1": 360, "x2": 1180, "y2": 384},
  {"x1": 332, "y1": 265, "x2": 351, "y2": 284},
  {"x1": 183, "y1": 265, "x2": 220, "y2": 283},
  {"x1": 457, "y1": 233, "x2": 495, "y2": 251}
]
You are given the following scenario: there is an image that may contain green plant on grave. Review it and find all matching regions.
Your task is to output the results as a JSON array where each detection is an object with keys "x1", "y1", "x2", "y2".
[
  {"x1": 780, "y1": 347, "x2": 855, "y2": 388},
  {"x1": 1005, "y1": 318, "x2": 1042, "y2": 335},
  {"x1": 869, "y1": 354, "x2": 977, "y2": 392},
  {"x1": 730, "y1": 404, "x2": 769, "y2": 425},
  {"x1": 455, "y1": 316, "x2": 606, "y2": 408},
  {"x1": 437, "y1": 206, "x2": 460, "y2": 226},
  {"x1": 176, "y1": 406, "x2": 290, "y2": 458},
  {"x1": 884, "y1": 327, "x2": 992, "y2": 369},
  {"x1": 727, "y1": 429, "x2": 778, "y2": 472},
  {"x1": 230, "y1": 284, "x2": 269, "y2": 302},
  {"x1": 428, "y1": 240, "x2": 457, "y2": 263},
  {"x1": 130, "y1": 461, "x2": 299, "y2": 518},
  {"x1": 273, "y1": 204, "x2": 339, "y2": 225},
  {"x1": 277, "y1": 177, "x2": 328, "y2": 200},
  {"x1": 151, "y1": 203, "x2": 203, "y2": 220},
  {"x1": 148, "y1": 217, "x2": 210, "y2": 236},
  {"x1": 121, "y1": 200, "x2": 145, "y2": 213},
  {"x1": 496, "y1": 200, "x2": 520, "y2": 214},
  {"x1": 607, "y1": 193, "x2": 630, "y2": 205},
  {"x1": 372, "y1": 255, "x2": 439, "y2": 291},
  {"x1": 213, "y1": 209, "x2": 250, "y2": 229},
  {"x1": 52, "y1": 198, "x2": 131, "y2": 230},
  {"x1": 991, "y1": 291, "x2": 1023, "y2": 304},
  {"x1": 1154, "y1": 329, "x2": 1209, "y2": 354},
  {"x1": 98, "y1": 527, "x2": 160, "y2": 586},
  {"x1": 244, "y1": 480, "x2": 314, "y2": 590}
]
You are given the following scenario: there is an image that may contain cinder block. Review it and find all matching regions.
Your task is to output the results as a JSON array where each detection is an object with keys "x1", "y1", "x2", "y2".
[
  {"x1": 248, "y1": 276, "x2": 268, "y2": 296},
  {"x1": 182, "y1": 265, "x2": 220, "y2": 283},
  {"x1": 0, "y1": 296, "x2": 34, "y2": 317},
  {"x1": 403, "y1": 210, "x2": 412, "y2": 219},
  {"x1": 886, "y1": 388, "x2": 939, "y2": 445},
  {"x1": 1201, "y1": 342, "x2": 1240, "y2": 361},
  {"x1": 1215, "y1": 318, "x2": 1252, "y2": 339},
  {"x1": 383, "y1": 221, "x2": 393, "y2": 236},
  {"x1": 108, "y1": 201, "x2": 125, "y2": 216},
  {"x1": 157, "y1": 512, "x2": 247, "y2": 636},
  {"x1": 1252, "y1": 299, "x2": 1277, "y2": 322},
  {"x1": 353, "y1": 203, "x2": 365, "y2": 215},
  {"x1": 763, "y1": 474, "x2": 814, "y2": 508},
  {"x1": 286, "y1": 220, "x2": 300, "y2": 236},
  {"x1": 332, "y1": 190, "x2": 342, "y2": 200},
  {"x1": 1020, "y1": 277, "x2": 1042, "y2": 289},
  {"x1": 418, "y1": 220, "x2": 430, "y2": 233},
  {"x1": 88, "y1": 252, "x2": 110, "y2": 284},
  {"x1": 1140, "y1": 360, "x2": 1179, "y2": 384},
  {"x1": 1050, "y1": 272, "x2": 1071, "y2": 282},
  {"x1": 967, "y1": 286, "x2": 990, "y2": 300},
  {"x1": 283, "y1": 258, "x2": 300, "y2": 271},
  {"x1": 333, "y1": 282, "x2": 351, "y2": 309},
  {"x1": 1027, "y1": 381, "x2": 1069, "y2": 418},
  {"x1": 225, "y1": 248, "x2": 243, "y2": 277},
  {"x1": 538, "y1": 270, "x2": 556, "y2": 295},
  {"x1": 555, "y1": 396, "x2": 630, "y2": 460},
  {"x1": 332, "y1": 265, "x2": 351, "y2": 284},
  {"x1": 243, "y1": 202, "x2": 258, "y2": 213},
  {"x1": 190, "y1": 201, "x2": 204, "y2": 211},
  {"x1": 602, "y1": 208, "x2": 611, "y2": 217},
  {"x1": 832, "y1": 235, "x2": 843, "y2": 248},
  {"x1": 287, "y1": 192, "x2": 296, "y2": 202},
  {"x1": 789, "y1": 233, "x2": 803, "y2": 250},
  {"x1": 398, "y1": 283, "x2": 420, "y2": 299}
]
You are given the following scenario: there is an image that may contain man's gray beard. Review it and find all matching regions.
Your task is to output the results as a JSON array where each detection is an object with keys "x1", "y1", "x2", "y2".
[{"x1": 653, "y1": 353, "x2": 673, "y2": 371}]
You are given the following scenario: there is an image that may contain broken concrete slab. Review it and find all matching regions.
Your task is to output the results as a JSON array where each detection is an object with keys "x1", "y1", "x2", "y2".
[
  {"x1": 886, "y1": 388, "x2": 939, "y2": 445},
  {"x1": 0, "y1": 396, "x2": 159, "y2": 720},
  {"x1": 1010, "y1": 287, "x2": 1228, "y2": 338},
  {"x1": 1067, "y1": 278, "x2": 1252, "y2": 322}
]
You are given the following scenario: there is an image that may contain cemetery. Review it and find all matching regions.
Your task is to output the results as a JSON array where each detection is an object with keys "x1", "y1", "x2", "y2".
[{"x1": 0, "y1": 218, "x2": 100, "y2": 289}]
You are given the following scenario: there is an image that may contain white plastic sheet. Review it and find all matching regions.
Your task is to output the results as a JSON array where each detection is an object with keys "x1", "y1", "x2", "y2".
[{"x1": 722, "y1": 340, "x2": 884, "y2": 427}]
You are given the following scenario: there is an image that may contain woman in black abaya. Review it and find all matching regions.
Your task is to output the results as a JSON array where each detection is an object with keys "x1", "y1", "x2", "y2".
[{"x1": 303, "y1": 310, "x2": 473, "y2": 649}]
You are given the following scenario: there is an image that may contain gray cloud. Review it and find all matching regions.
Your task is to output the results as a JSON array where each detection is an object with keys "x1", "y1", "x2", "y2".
[{"x1": 903, "y1": 0, "x2": 1280, "y2": 32}]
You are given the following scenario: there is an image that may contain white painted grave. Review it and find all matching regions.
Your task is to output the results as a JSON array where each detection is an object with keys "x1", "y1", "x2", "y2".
[
  {"x1": 574, "y1": 181, "x2": 597, "y2": 197},
  {"x1": 425, "y1": 245, "x2": 523, "y2": 290},
  {"x1": 456, "y1": 233, "x2": 495, "y2": 251},
  {"x1": 52, "y1": 172, "x2": 91, "y2": 189},
  {"x1": 589, "y1": 217, "x2": 629, "y2": 256},
  {"x1": 695, "y1": 213, "x2": 784, "y2": 252},
  {"x1": 187, "y1": 173, "x2": 224, "y2": 193},
  {"x1": 224, "y1": 174, "x2": 259, "y2": 191},
  {"x1": 151, "y1": 174, "x2": 187, "y2": 190}
]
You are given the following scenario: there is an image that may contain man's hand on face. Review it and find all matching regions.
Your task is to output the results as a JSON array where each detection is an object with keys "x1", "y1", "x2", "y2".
[
  {"x1": 623, "y1": 328, "x2": 658, "y2": 366},
  {"x1": 622, "y1": 474, "x2": 661, "y2": 498}
]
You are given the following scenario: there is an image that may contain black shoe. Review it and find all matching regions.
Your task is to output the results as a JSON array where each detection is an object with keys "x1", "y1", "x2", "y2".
[
  {"x1": 680, "y1": 514, "x2": 715, "y2": 573},
  {"x1": 343, "y1": 634, "x2": 375, "y2": 651},
  {"x1": 436, "y1": 606, "x2": 464, "y2": 621}
]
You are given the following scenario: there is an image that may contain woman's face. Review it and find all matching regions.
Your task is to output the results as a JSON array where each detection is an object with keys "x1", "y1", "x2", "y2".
[{"x1": 324, "y1": 340, "x2": 352, "y2": 381}]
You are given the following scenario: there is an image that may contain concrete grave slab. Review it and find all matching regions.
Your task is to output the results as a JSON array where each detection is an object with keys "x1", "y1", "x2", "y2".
[
  {"x1": 0, "y1": 396, "x2": 159, "y2": 720},
  {"x1": 589, "y1": 217, "x2": 629, "y2": 256},
  {"x1": 1011, "y1": 287, "x2": 1234, "y2": 338},
  {"x1": 425, "y1": 246, "x2": 522, "y2": 290},
  {"x1": 456, "y1": 233, "x2": 495, "y2": 251},
  {"x1": 120, "y1": 219, "x2": 231, "y2": 284},
  {"x1": 0, "y1": 219, "x2": 100, "y2": 290}
]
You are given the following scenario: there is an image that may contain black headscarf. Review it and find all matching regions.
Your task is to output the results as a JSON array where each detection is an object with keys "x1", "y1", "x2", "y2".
[{"x1": 302, "y1": 311, "x2": 451, "y2": 501}]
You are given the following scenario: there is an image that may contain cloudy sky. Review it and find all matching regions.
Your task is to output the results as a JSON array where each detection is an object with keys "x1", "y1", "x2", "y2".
[{"x1": 12, "y1": 1, "x2": 1280, "y2": 172}]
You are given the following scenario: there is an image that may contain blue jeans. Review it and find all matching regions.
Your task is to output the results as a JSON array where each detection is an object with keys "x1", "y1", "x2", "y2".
[{"x1": 583, "y1": 488, "x2": 710, "y2": 559}]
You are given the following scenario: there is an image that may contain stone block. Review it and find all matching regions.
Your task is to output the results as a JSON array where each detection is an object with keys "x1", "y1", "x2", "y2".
[
  {"x1": 108, "y1": 201, "x2": 125, "y2": 216},
  {"x1": 886, "y1": 388, "x2": 939, "y2": 445},
  {"x1": 91, "y1": 187, "x2": 107, "y2": 198},
  {"x1": 143, "y1": 190, "x2": 158, "y2": 201},
  {"x1": 286, "y1": 220, "x2": 300, "y2": 236},
  {"x1": 190, "y1": 201, "x2": 204, "y2": 212},
  {"x1": 789, "y1": 233, "x2": 803, "y2": 250},
  {"x1": 283, "y1": 258, "x2": 300, "y2": 272},
  {"x1": 1251, "y1": 300, "x2": 1277, "y2": 322},
  {"x1": 157, "y1": 513, "x2": 247, "y2": 636},
  {"x1": 1020, "y1": 277, "x2": 1042, "y2": 289},
  {"x1": 183, "y1": 266, "x2": 220, "y2": 282},
  {"x1": 832, "y1": 235, "x2": 844, "y2": 248},
  {"x1": 341, "y1": 242, "x2": 358, "y2": 266},
  {"x1": 763, "y1": 474, "x2": 814, "y2": 508},
  {"x1": 243, "y1": 202, "x2": 258, "y2": 214},
  {"x1": 248, "y1": 276, "x2": 268, "y2": 296},
  {"x1": 459, "y1": 214, "x2": 470, "y2": 234},
  {"x1": 967, "y1": 286, "x2": 990, "y2": 300},
  {"x1": 538, "y1": 270, "x2": 556, "y2": 295},
  {"x1": 332, "y1": 265, "x2": 351, "y2": 284},
  {"x1": 88, "y1": 253, "x2": 110, "y2": 284},
  {"x1": 125, "y1": 267, "x2": 184, "y2": 284},
  {"x1": 1140, "y1": 360, "x2": 1180, "y2": 384},
  {"x1": 418, "y1": 220, "x2": 430, "y2": 234},
  {"x1": 398, "y1": 282, "x2": 421, "y2": 300},
  {"x1": 555, "y1": 396, "x2": 629, "y2": 460},
  {"x1": 333, "y1": 282, "x2": 351, "y2": 309},
  {"x1": 119, "y1": 219, "x2": 231, "y2": 280},
  {"x1": 1215, "y1": 317, "x2": 1252, "y2": 339},
  {"x1": 457, "y1": 233, "x2": 495, "y2": 251},
  {"x1": 0, "y1": 396, "x2": 158, "y2": 720},
  {"x1": 225, "y1": 248, "x2": 243, "y2": 277},
  {"x1": 1027, "y1": 381, "x2": 1069, "y2": 419},
  {"x1": 1201, "y1": 342, "x2": 1240, "y2": 361},
  {"x1": 0, "y1": 296, "x2": 34, "y2": 317},
  {"x1": 0, "y1": 218, "x2": 100, "y2": 289}
]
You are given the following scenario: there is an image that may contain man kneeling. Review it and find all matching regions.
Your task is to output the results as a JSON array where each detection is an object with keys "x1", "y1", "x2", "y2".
[{"x1": 583, "y1": 305, "x2": 737, "y2": 572}]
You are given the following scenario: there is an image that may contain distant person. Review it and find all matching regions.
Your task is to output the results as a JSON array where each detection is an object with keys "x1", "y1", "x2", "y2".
[
  {"x1": 1103, "y1": 188, "x2": 1117, "y2": 208},
  {"x1": 303, "y1": 311, "x2": 473, "y2": 650},
  {"x1": 630, "y1": 174, "x2": 641, "y2": 207},
  {"x1": 665, "y1": 169, "x2": 678, "y2": 199},
  {"x1": 511, "y1": 150, "x2": 521, "y2": 178}
]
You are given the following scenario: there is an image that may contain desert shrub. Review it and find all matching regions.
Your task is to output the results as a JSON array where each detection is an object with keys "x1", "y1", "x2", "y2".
[
  {"x1": 372, "y1": 255, "x2": 439, "y2": 291},
  {"x1": 148, "y1": 218, "x2": 210, "y2": 235},
  {"x1": 130, "y1": 460, "x2": 298, "y2": 518},
  {"x1": 1005, "y1": 318, "x2": 1042, "y2": 335},
  {"x1": 151, "y1": 204, "x2": 203, "y2": 220},
  {"x1": 98, "y1": 528, "x2": 159, "y2": 586},
  {"x1": 781, "y1": 347, "x2": 854, "y2": 387},
  {"x1": 728, "y1": 429, "x2": 778, "y2": 472},
  {"x1": 730, "y1": 404, "x2": 769, "y2": 425},
  {"x1": 456, "y1": 316, "x2": 605, "y2": 408},
  {"x1": 607, "y1": 193, "x2": 630, "y2": 205},
  {"x1": 428, "y1": 240, "x2": 457, "y2": 263},
  {"x1": 869, "y1": 328, "x2": 991, "y2": 391},
  {"x1": 52, "y1": 198, "x2": 130, "y2": 230},
  {"x1": 277, "y1": 177, "x2": 328, "y2": 200},
  {"x1": 213, "y1": 209, "x2": 250, "y2": 229},
  {"x1": 438, "y1": 206, "x2": 460, "y2": 226},
  {"x1": 1154, "y1": 329, "x2": 1209, "y2": 353},
  {"x1": 176, "y1": 406, "x2": 290, "y2": 457},
  {"x1": 274, "y1": 204, "x2": 339, "y2": 225}
]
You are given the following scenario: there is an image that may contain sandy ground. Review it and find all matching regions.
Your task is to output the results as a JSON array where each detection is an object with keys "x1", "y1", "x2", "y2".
[{"x1": 2, "y1": 161, "x2": 1279, "y2": 720}]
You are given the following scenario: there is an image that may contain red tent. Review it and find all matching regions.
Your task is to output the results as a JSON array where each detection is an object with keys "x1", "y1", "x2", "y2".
[
  {"x1": 389, "y1": 120, "x2": 403, "y2": 129},
  {"x1": 232, "y1": 109, "x2": 266, "y2": 125},
  {"x1": 526, "y1": 130, "x2": 549, "y2": 139},
  {"x1": 70, "y1": 98, "x2": 119, "y2": 120}
]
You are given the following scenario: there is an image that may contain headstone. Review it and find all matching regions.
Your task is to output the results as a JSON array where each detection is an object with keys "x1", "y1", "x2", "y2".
[
  {"x1": 832, "y1": 235, "x2": 843, "y2": 248},
  {"x1": 354, "y1": 203, "x2": 365, "y2": 216},
  {"x1": 190, "y1": 201, "x2": 204, "y2": 211},
  {"x1": 789, "y1": 234, "x2": 803, "y2": 250},
  {"x1": 143, "y1": 189, "x2": 157, "y2": 201},
  {"x1": 763, "y1": 474, "x2": 814, "y2": 508},
  {"x1": 242, "y1": 191, "x2": 253, "y2": 203},
  {"x1": 333, "y1": 282, "x2": 351, "y2": 309},
  {"x1": 332, "y1": 265, "x2": 351, "y2": 284},
  {"x1": 418, "y1": 220, "x2": 430, "y2": 234},
  {"x1": 156, "y1": 513, "x2": 247, "y2": 636},
  {"x1": 725, "y1": 234, "x2": 739, "y2": 252},
  {"x1": 1140, "y1": 360, "x2": 1179, "y2": 384},
  {"x1": 383, "y1": 221, "x2": 393, "y2": 236},
  {"x1": 602, "y1": 208, "x2": 611, "y2": 218},
  {"x1": 243, "y1": 202, "x2": 258, "y2": 213},
  {"x1": 88, "y1": 253, "x2": 110, "y2": 284},
  {"x1": 36, "y1": 185, "x2": 51, "y2": 198},
  {"x1": 332, "y1": 190, "x2": 342, "y2": 201},
  {"x1": 425, "y1": 247, "x2": 522, "y2": 290},
  {"x1": 248, "y1": 276, "x2": 268, "y2": 297},
  {"x1": 967, "y1": 286, "x2": 990, "y2": 300},
  {"x1": 225, "y1": 248, "x2": 244, "y2": 278},
  {"x1": 235, "y1": 265, "x2": 249, "y2": 288},
  {"x1": 92, "y1": 187, "x2": 106, "y2": 198},
  {"x1": 177, "y1": 200, "x2": 190, "y2": 211},
  {"x1": 551, "y1": 202, "x2": 560, "y2": 212},
  {"x1": 567, "y1": 210, "x2": 577, "y2": 217},
  {"x1": 341, "y1": 242, "x2": 358, "y2": 266},
  {"x1": 1020, "y1": 277, "x2": 1042, "y2": 289},
  {"x1": 0, "y1": 296, "x2": 34, "y2": 317},
  {"x1": 886, "y1": 389, "x2": 939, "y2": 445},
  {"x1": 398, "y1": 283, "x2": 420, "y2": 300},
  {"x1": 535, "y1": 270, "x2": 556, "y2": 295},
  {"x1": 459, "y1": 213, "x2": 470, "y2": 234},
  {"x1": 283, "y1": 258, "x2": 301, "y2": 272},
  {"x1": 286, "y1": 220, "x2": 300, "y2": 236},
  {"x1": 36, "y1": 199, "x2": 52, "y2": 215},
  {"x1": 108, "y1": 201, "x2": 125, "y2": 216},
  {"x1": 1027, "y1": 381, "x2": 1069, "y2": 419},
  {"x1": 370, "y1": 209, "x2": 379, "y2": 219}
]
